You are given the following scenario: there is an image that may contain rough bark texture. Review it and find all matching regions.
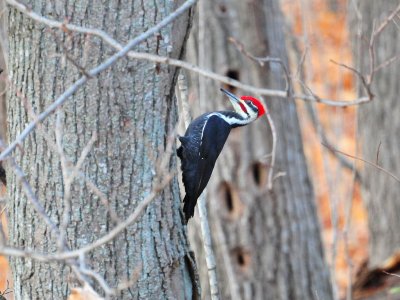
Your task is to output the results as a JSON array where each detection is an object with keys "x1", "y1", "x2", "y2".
[
  {"x1": 186, "y1": 0, "x2": 333, "y2": 299},
  {"x1": 351, "y1": 0, "x2": 400, "y2": 267},
  {"x1": 0, "y1": 0, "x2": 7, "y2": 142},
  {"x1": 7, "y1": 1, "x2": 196, "y2": 299}
]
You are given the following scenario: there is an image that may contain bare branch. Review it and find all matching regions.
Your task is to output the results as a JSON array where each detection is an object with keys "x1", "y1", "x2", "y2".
[
  {"x1": 1, "y1": 147, "x2": 61, "y2": 237},
  {"x1": 382, "y1": 270, "x2": 400, "y2": 278},
  {"x1": 373, "y1": 3, "x2": 400, "y2": 37},
  {"x1": 4, "y1": 0, "x2": 375, "y2": 116},
  {"x1": 0, "y1": 173, "x2": 174, "y2": 262},
  {"x1": 71, "y1": 133, "x2": 98, "y2": 180},
  {"x1": 197, "y1": 193, "x2": 219, "y2": 299},
  {"x1": 330, "y1": 59, "x2": 374, "y2": 100},
  {"x1": 59, "y1": 173, "x2": 174, "y2": 259},
  {"x1": 0, "y1": 205, "x2": 7, "y2": 245},
  {"x1": 0, "y1": 0, "x2": 198, "y2": 161},
  {"x1": 0, "y1": 246, "x2": 60, "y2": 262},
  {"x1": 296, "y1": 47, "x2": 308, "y2": 78},
  {"x1": 364, "y1": 4, "x2": 400, "y2": 87},
  {"x1": 177, "y1": 69, "x2": 220, "y2": 299},
  {"x1": 79, "y1": 267, "x2": 114, "y2": 296},
  {"x1": 322, "y1": 143, "x2": 400, "y2": 183},
  {"x1": 229, "y1": 37, "x2": 292, "y2": 96},
  {"x1": 77, "y1": 172, "x2": 121, "y2": 223},
  {"x1": 376, "y1": 141, "x2": 382, "y2": 164},
  {"x1": 113, "y1": 264, "x2": 142, "y2": 294},
  {"x1": 129, "y1": 51, "x2": 286, "y2": 97},
  {"x1": 373, "y1": 53, "x2": 400, "y2": 73},
  {"x1": 258, "y1": 97, "x2": 277, "y2": 190},
  {"x1": 50, "y1": 28, "x2": 92, "y2": 78}
]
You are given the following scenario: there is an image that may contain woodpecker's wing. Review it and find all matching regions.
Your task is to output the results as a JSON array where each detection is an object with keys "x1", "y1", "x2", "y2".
[
  {"x1": 196, "y1": 115, "x2": 231, "y2": 196},
  {"x1": 182, "y1": 115, "x2": 231, "y2": 220}
]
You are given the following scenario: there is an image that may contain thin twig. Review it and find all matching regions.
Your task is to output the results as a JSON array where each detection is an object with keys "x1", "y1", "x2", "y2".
[
  {"x1": 382, "y1": 270, "x2": 400, "y2": 278},
  {"x1": 296, "y1": 47, "x2": 308, "y2": 78},
  {"x1": 70, "y1": 133, "x2": 98, "y2": 180},
  {"x1": 259, "y1": 97, "x2": 277, "y2": 190},
  {"x1": 322, "y1": 143, "x2": 400, "y2": 183},
  {"x1": 365, "y1": 4, "x2": 400, "y2": 89},
  {"x1": 77, "y1": 172, "x2": 121, "y2": 223},
  {"x1": 372, "y1": 3, "x2": 400, "y2": 37},
  {"x1": 373, "y1": 54, "x2": 400, "y2": 73},
  {"x1": 213, "y1": 214, "x2": 240, "y2": 299},
  {"x1": 55, "y1": 110, "x2": 73, "y2": 250},
  {"x1": 0, "y1": 205, "x2": 7, "y2": 245},
  {"x1": 59, "y1": 173, "x2": 174, "y2": 259},
  {"x1": 1, "y1": 147, "x2": 60, "y2": 237},
  {"x1": 79, "y1": 267, "x2": 114, "y2": 296},
  {"x1": 113, "y1": 264, "x2": 142, "y2": 293},
  {"x1": 198, "y1": 193, "x2": 219, "y2": 299},
  {"x1": 229, "y1": 37, "x2": 292, "y2": 96},
  {"x1": 376, "y1": 141, "x2": 382, "y2": 165},
  {"x1": 330, "y1": 59, "x2": 373, "y2": 99},
  {"x1": 50, "y1": 28, "x2": 92, "y2": 78},
  {"x1": 178, "y1": 69, "x2": 220, "y2": 299}
]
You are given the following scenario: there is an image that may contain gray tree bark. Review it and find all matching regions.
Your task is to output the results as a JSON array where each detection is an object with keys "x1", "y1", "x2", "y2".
[
  {"x1": 0, "y1": 0, "x2": 7, "y2": 142},
  {"x1": 351, "y1": 0, "x2": 400, "y2": 268},
  {"x1": 186, "y1": 0, "x2": 333, "y2": 299},
  {"x1": 7, "y1": 1, "x2": 197, "y2": 299}
]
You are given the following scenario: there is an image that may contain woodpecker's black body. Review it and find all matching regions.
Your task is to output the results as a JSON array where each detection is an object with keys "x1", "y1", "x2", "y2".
[
  {"x1": 178, "y1": 112, "x2": 244, "y2": 221},
  {"x1": 177, "y1": 89, "x2": 265, "y2": 223}
]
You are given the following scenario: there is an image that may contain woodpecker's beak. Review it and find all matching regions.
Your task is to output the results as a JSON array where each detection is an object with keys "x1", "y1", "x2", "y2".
[{"x1": 220, "y1": 88, "x2": 244, "y2": 114}]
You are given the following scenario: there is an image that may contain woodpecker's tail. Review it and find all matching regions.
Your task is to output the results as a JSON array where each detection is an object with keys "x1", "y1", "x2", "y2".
[{"x1": 183, "y1": 195, "x2": 196, "y2": 223}]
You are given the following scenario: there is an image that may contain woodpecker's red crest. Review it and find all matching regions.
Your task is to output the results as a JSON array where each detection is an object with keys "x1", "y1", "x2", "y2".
[{"x1": 240, "y1": 96, "x2": 266, "y2": 118}]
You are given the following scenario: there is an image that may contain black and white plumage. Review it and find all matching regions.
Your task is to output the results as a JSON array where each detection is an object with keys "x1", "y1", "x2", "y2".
[{"x1": 177, "y1": 89, "x2": 266, "y2": 222}]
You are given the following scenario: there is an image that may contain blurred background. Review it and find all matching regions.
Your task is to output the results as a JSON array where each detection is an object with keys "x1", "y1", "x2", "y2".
[{"x1": 283, "y1": 0, "x2": 367, "y2": 296}]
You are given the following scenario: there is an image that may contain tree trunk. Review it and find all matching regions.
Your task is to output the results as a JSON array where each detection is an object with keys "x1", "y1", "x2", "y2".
[
  {"x1": 351, "y1": 0, "x2": 400, "y2": 268},
  {"x1": 186, "y1": 0, "x2": 333, "y2": 299},
  {"x1": 7, "y1": 1, "x2": 196, "y2": 299},
  {"x1": 0, "y1": 0, "x2": 7, "y2": 142}
]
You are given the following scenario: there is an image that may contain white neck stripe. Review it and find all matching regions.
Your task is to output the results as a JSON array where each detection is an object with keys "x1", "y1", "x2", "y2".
[{"x1": 212, "y1": 112, "x2": 256, "y2": 126}]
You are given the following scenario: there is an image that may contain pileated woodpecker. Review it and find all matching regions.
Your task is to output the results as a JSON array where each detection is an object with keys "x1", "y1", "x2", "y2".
[{"x1": 177, "y1": 88, "x2": 266, "y2": 222}]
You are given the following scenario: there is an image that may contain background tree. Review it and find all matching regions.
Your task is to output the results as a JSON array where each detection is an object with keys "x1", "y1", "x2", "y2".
[
  {"x1": 0, "y1": 0, "x2": 6, "y2": 142},
  {"x1": 6, "y1": 0, "x2": 196, "y2": 299},
  {"x1": 351, "y1": 1, "x2": 400, "y2": 267},
  {"x1": 185, "y1": 0, "x2": 333, "y2": 299}
]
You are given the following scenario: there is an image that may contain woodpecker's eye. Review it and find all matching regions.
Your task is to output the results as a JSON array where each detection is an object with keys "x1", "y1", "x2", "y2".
[
  {"x1": 240, "y1": 95, "x2": 266, "y2": 117},
  {"x1": 245, "y1": 100, "x2": 258, "y2": 113}
]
